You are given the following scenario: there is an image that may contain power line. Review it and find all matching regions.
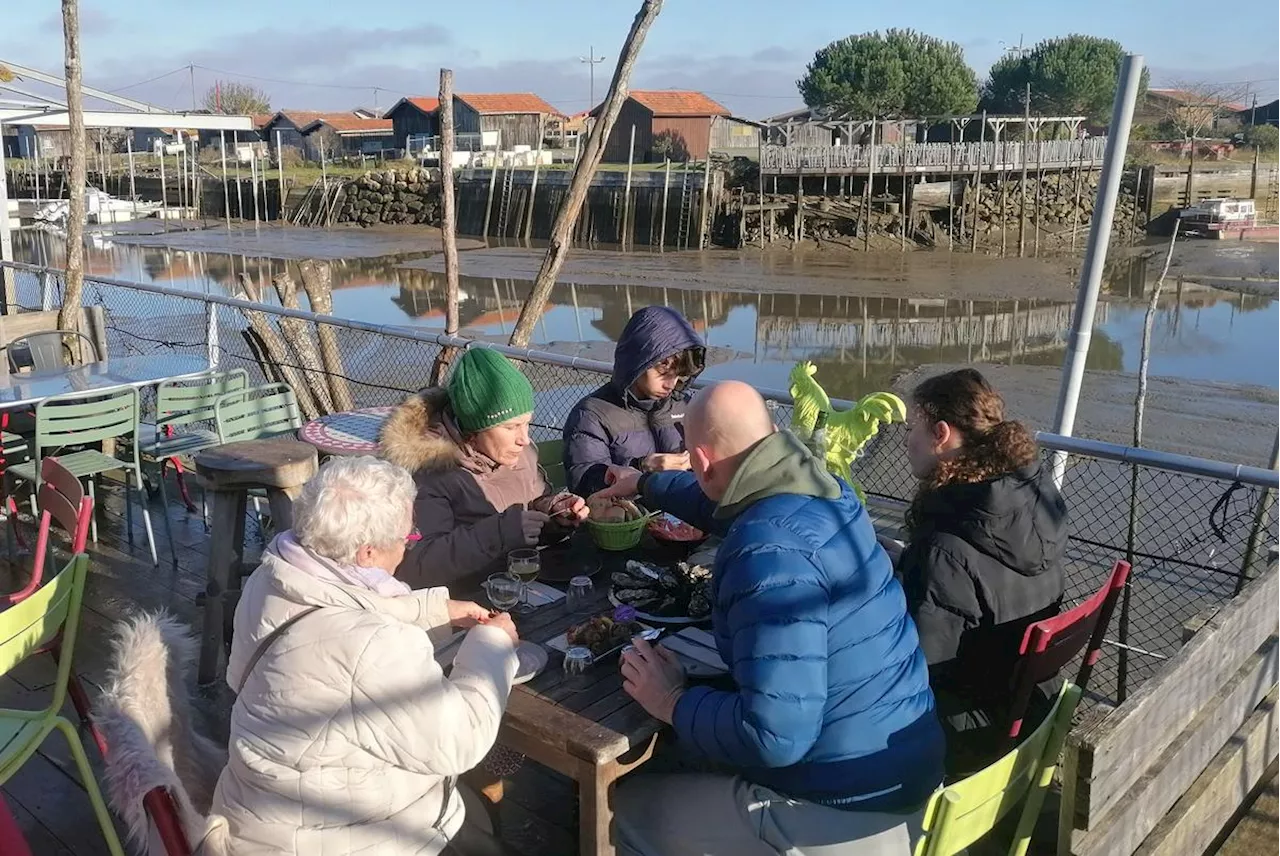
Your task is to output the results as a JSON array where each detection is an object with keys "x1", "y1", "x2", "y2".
[{"x1": 108, "y1": 66, "x2": 188, "y2": 93}]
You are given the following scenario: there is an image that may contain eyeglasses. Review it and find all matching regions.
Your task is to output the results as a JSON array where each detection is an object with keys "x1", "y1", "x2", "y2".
[{"x1": 405, "y1": 528, "x2": 422, "y2": 545}]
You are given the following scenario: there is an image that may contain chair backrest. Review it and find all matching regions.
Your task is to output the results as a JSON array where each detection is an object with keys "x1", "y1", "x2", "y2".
[
  {"x1": 215, "y1": 383, "x2": 302, "y2": 444},
  {"x1": 35, "y1": 385, "x2": 140, "y2": 452},
  {"x1": 0, "y1": 552, "x2": 90, "y2": 718},
  {"x1": 1006, "y1": 560, "x2": 1132, "y2": 738},
  {"x1": 154, "y1": 369, "x2": 250, "y2": 434},
  {"x1": 8, "y1": 330, "x2": 103, "y2": 372},
  {"x1": 915, "y1": 682, "x2": 1083, "y2": 856},
  {"x1": 2, "y1": 458, "x2": 93, "y2": 608},
  {"x1": 538, "y1": 438, "x2": 566, "y2": 492}
]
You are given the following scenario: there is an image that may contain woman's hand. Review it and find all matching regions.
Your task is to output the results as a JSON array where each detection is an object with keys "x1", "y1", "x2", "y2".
[
  {"x1": 520, "y1": 509, "x2": 550, "y2": 544},
  {"x1": 643, "y1": 452, "x2": 690, "y2": 473},
  {"x1": 481, "y1": 610, "x2": 520, "y2": 645},
  {"x1": 447, "y1": 599, "x2": 490, "y2": 627},
  {"x1": 548, "y1": 493, "x2": 589, "y2": 527},
  {"x1": 620, "y1": 636, "x2": 686, "y2": 724}
]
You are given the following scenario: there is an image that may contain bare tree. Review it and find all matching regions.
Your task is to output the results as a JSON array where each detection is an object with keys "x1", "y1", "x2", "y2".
[
  {"x1": 56, "y1": 0, "x2": 87, "y2": 345},
  {"x1": 202, "y1": 81, "x2": 271, "y2": 115}
]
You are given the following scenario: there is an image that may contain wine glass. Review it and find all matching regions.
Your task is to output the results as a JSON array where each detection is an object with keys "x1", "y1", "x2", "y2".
[
  {"x1": 508, "y1": 549, "x2": 541, "y2": 614},
  {"x1": 484, "y1": 573, "x2": 521, "y2": 613}
]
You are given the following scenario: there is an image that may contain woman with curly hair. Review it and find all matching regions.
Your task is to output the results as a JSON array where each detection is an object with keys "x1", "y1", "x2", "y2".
[{"x1": 899, "y1": 368, "x2": 1068, "y2": 775}]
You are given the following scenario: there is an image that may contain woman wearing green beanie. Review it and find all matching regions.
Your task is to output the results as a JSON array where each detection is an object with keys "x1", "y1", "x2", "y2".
[{"x1": 379, "y1": 348, "x2": 589, "y2": 587}]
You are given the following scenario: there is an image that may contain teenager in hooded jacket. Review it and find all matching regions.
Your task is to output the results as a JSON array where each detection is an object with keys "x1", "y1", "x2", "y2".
[
  {"x1": 899, "y1": 368, "x2": 1069, "y2": 776},
  {"x1": 562, "y1": 306, "x2": 705, "y2": 497}
]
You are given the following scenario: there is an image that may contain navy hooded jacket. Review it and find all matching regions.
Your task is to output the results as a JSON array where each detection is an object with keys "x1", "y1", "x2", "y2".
[{"x1": 563, "y1": 306, "x2": 704, "y2": 496}]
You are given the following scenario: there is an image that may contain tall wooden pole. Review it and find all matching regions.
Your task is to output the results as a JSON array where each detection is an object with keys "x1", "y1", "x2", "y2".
[
  {"x1": 699, "y1": 152, "x2": 712, "y2": 249},
  {"x1": 430, "y1": 69, "x2": 461, "y2": 385},
  {"x1": 525, "y1": 115, "x2": 545, "y2": 242},
  {"x1": 622, "y1": 124, "x2": 636, "y2": 248},
  {"x1": 509, "y1": 0, "x2": 664, "y2": 347},
  {"x1": 1019, "y1": 84, "x2": 1030, "y2": 257},
  {"x1": 757, "y1": 127, "x2": 765, "y2": 249},
  {"x1": 899, "y1": 119, "x2": 908, "y2": 251},
  {"x1": 56, "y1": 0, "x2": 87, "y2": 340},
  {"x1": 970, "y1": 111, "x2": 986, "y2": 253},
  {"x1": 659, "y1": 158, "x2": 670, "y2": 250},
  {"x1": 865, "y1": 117, "x2": 876, "y2": 251}
]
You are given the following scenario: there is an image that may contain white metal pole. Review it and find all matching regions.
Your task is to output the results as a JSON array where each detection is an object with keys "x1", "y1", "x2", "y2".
[
  {"x1": 158, "y1": 146, "x2": 169, "y2": 233},
  {"x1": 1051, "y1": 54, "x2": 1145, "y2": 486},
  {"x1": 276, "y1": 130, "x2": 286, "y2": 222},
  {"x1": 126, "y1": 135, "x2": 138, "y2": 220},
  {"x1": 250, "y1": 152, "x2": 261, "y2": 228}
]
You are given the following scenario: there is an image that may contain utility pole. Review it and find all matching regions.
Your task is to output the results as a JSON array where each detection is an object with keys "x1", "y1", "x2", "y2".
[
  {"x1": 189, "y1": 63, "x2": 196, "y2": 110},
  {"x1": 579, "y1": 45, "x2": 607, "y2": 107}
]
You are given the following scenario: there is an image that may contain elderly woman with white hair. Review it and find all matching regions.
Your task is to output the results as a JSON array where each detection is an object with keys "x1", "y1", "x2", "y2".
[{"x1": 210, "y1": 455, "x2": 519, "y2": 856}]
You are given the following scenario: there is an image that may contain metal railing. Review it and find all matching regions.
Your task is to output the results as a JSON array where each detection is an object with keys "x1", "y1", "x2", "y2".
[
  {"x1": 2, "y1": 259, "x2": 1276, "y2": 706},
  {"x1": 761, "y1": 136, "x2": 1109, "y2": 174}
]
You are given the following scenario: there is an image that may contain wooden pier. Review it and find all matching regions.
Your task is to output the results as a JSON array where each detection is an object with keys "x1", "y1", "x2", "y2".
[{"x1": 761, "y1": 137, "x2": 1108, "y2": 177}]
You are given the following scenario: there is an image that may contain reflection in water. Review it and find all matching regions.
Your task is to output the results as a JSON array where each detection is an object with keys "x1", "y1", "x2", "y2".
[{"x1": 12, "y1": 229, "x2": 1277, "y2": 400}]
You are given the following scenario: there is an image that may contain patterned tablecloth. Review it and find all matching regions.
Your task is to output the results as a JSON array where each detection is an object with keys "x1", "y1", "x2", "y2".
[{"x1": 297, "y1": 406, "x2": 393, "y2": 456}]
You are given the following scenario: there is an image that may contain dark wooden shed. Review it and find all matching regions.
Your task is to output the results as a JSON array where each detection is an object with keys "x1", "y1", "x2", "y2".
[
  {"x1": 453, "y1": 93, "x2": 562, "y2": 149},
  {"x1": 385, "y1": 97, "x2": 440, "y2": 150},
  {"x1": 596, "y1": 91, "x2": 731, "y2": 162}
]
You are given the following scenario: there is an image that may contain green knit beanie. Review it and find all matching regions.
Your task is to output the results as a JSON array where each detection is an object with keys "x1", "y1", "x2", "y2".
[{"x1": 447, "y1": 349, "x2": 535, "y2": 433}]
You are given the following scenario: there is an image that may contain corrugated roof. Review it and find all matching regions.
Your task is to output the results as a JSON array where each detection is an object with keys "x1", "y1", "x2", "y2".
[
  {"x1": 629, "y1": 90, "x2": 730, "y2": 117},
  {"x1": 456, "y1": 93, "x2": 561, "y2": 116}
]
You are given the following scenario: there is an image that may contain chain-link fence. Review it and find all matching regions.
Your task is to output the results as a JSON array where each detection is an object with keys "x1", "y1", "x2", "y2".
[{"x1": 4, "y1": 260, "x2": 1276, "y2": 708}]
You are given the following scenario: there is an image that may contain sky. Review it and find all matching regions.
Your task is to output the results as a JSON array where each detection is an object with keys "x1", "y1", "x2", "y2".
[{"x1": 4, "y1": 0, "x2": 1278, "y2": 118}]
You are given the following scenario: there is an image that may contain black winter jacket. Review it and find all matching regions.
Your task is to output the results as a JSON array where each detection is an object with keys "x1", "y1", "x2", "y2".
[{"x1": 900, "y1": 462, "x2": 1068, "y2": 724}]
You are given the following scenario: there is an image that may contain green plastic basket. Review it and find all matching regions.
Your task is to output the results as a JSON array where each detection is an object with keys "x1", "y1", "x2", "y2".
[{"x1": 585, "y1": 506, "x2": 656, "y2": 551}]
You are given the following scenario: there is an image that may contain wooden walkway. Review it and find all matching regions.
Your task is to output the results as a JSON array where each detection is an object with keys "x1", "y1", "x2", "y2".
[{"x1": 761, "y1": 137, "x2": 1108, "y2": 177}]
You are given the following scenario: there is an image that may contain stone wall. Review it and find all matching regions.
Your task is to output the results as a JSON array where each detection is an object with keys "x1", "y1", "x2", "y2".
[{"x1": 335, "y1": 167, "x2": 438, "y2": 227}]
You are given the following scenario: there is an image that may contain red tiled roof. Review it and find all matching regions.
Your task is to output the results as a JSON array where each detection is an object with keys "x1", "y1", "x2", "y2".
[
  {"x1": 406, "y1": 97, "x2": 440, "y2": 113},
  {"x1": 251, "y1": 113, "x2": 274, "y2": 130},
  {"x1": 457, "y1": 93, "x2": 561, "y2": 116},
  {"x1": 628, "y1": 90, "x2": 729, "y2": 117},
  {"x1": 301, "y1": 116, "x2": 393, "y2": 135}
]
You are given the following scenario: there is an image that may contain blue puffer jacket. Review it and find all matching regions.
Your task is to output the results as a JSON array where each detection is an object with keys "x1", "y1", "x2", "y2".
[
  {"x1": 642, "y1": 431, "x2": 944, "y2": 812},
  {"x1": 563, "y1": 307, "x2": 704, "y2": 496}
]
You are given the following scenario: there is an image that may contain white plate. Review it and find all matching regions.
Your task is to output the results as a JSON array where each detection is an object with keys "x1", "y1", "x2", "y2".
[
  {"x1": 607, "y1": 589, "x2": 707, "y2": 626},
  {"x1": 513, "y1": 641, "x2": 548, "y2": 684}
]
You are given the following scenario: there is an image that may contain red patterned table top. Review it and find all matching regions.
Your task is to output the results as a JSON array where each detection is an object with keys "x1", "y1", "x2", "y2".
[{"x1": 298, "y1": 406, "x2": 394, "y2": 456}]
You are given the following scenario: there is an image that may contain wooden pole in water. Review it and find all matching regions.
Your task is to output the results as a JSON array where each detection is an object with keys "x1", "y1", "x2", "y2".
[
  {"x1": 1019, "y1": 85, "x2": 1030, "y2": 257},
  {"x1": 218, "y1": 131, "x2": 230, "y2": 230},
  {"x1": 865, "y1": 117, "x2": 876, "y2": 251},
  {"x1": 971, "y1": 111, "x2": 985, "y2": 253},
  {"x1": 483, "y1": 145, "x2": 499, "y2": 238},
  {"x1": 276, "y1": 132, "x2": 285, "y2": 221},
  {"x1": 948, "y1": 121, "x2": 955, "y2": 251},
  {"x1": 621, "y1": 124, "x2": 636, "y2": 248},
  {"x1": 430, "y1": 68, "x2": 462, "y2": 384},
  {"x1": 659, "y1": 158, "x2": 670, "y2": 250},
  {"x1": 794, "y1": 165, "x2": 804, "y2": 246},
  {"x1": 1071, "y1": 128, "x2": 1085, "y2": 249},
  {"x1": 899, "y1": 119, "x2": 908, "y2": 251},
  {"x1": 1033, "y1": 120, "x2": 1042, "y2": 257},
  {"x1": 525, "y1": 118, "x2": 545, "y2": 243},
  {"x1": 998, "y1": 125, "x2": 1008, "y2": 257},
  {"x1": 509, "y1": 0, "x2": 664, "y2": 348},
  {"x1": 699, "y1": 152, "x2": 712, "y2": 249},
  {"x1": 250, "y1": 151, "x2": 261, "y2": 227},
  {"x1": 757, "y1": 128, "x2": 765, "y2": 249},
  {"x1": 232, "y1": 132, "x2": 244, "y2": 222}
]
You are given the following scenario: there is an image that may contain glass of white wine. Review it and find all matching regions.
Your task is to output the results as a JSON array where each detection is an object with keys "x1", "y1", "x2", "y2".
[
  {"x1": 507, "y1": 549, "x2": 541, "y2": 614},
  {"x1": 484, "y1": 573, "x2": 521, "y2": 613}
]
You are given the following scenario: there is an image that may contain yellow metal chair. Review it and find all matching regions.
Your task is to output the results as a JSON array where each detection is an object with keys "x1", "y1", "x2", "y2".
[
  {"x1": 0, "y1": 553, "x2": 124, "y2": 856},
  {"x1": 537, "y1": 438, "x2": 566, "y2": 492},
  {"x1": 914, "y1": 682, "x2": 1082, "y2": 856}
]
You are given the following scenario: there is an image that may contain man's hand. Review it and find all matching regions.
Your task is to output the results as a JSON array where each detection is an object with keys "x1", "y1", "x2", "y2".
[
  {"x1": 593, "y1": 465, "x2": 643, "y2": 501},
  {"x1": 643, "y1": 452, "x2": 690, "y2": 472},
  {"x1": 620, "y1": 636, "x2": 686, "y2": 724},
  {"x1": 446, "y1": 599, "x2": 490, "y2": 627}
]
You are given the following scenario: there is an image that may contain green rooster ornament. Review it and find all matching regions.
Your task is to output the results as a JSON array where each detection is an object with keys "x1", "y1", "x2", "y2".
[{"x1": 788, "y1": 361, "x2": 907, "y2": 498}]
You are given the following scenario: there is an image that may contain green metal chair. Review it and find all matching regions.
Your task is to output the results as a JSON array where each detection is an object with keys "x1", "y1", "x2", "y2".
[
  {"x1": 140, "y1": 370, "x2": 249, "y2": 567},
  {"x1": 0, "y1": 552, "x2": 125, "y2": 856},
  {"x1": 537, "y1": 437, "x2": 566, "y2": 492},
  {"x1": 214, "y1": 382, "x2": 303, "y2": 444},
  {"x1": 213, "y1": 383, "x2": 303, "y2": 542},
  {"x1": 7, "y1": 386, "x2": 159, "y2": 567},
  {"x1": 912, "y1": 682, "x2": 1082, "y2": 856}
]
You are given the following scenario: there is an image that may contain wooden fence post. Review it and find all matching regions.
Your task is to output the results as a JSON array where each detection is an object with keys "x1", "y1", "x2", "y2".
[{"x1": 430, "y1": 68, "x2": 461, "y2": 385}]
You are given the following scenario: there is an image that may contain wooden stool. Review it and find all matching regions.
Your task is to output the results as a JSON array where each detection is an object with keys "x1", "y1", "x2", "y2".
[{"x1": 195, "y1": 438, "x2": 318, "y2": 685}]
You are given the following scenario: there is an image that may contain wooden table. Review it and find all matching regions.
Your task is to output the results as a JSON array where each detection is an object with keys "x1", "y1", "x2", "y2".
[
  {"x1": 297, "y1": 406, "x2": 392, "y2": 457},
  {"x1": 486, "y1": 537, "x2": 700, "y2": 856}
]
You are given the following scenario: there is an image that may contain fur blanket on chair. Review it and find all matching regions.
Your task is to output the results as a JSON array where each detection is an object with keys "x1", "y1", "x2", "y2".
[{"x1": 93, "y1": 610, "x2": 231, "y2": 855}]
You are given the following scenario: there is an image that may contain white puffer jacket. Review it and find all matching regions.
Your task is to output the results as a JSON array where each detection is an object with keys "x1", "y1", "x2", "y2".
[{"x1": 210, "y1": 550, "x2": 517, "y2": 854}]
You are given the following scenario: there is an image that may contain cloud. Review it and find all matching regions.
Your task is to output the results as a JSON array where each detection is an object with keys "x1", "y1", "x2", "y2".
[{"x1": 39, "y1": 6, "x2": 116, "y2": 35}]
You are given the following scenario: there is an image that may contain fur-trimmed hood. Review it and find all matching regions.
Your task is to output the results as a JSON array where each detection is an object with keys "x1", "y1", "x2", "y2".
[{"x1": 378, "y1": 387, "x2": 464, "y2": 474}]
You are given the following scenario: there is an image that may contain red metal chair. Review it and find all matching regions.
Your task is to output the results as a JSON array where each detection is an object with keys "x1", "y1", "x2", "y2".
[
  {"x1": 0, "y1": 796, "x2": 34, "y2": 856},
  {"x1": 1006, "y1": 559, "x2": 1132, "y2": 740},
  {"x1": 143, "y1": 788, "x2": 195, "y2": 856},
  {"x1": 0, "y1": 457, "x2": 105, "y2": 757}
]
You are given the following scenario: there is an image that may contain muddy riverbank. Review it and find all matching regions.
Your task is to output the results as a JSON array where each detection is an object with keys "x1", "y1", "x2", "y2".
[
  {"x1": 896, "y1": 363, "x2": 1277, "y2": 466},
  {"x1": 400, "y1": 245, "x2": 1085, "y2": 301},
  {"x1": 106, "y1": 223, "x2": 484, "y2": 260}
]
